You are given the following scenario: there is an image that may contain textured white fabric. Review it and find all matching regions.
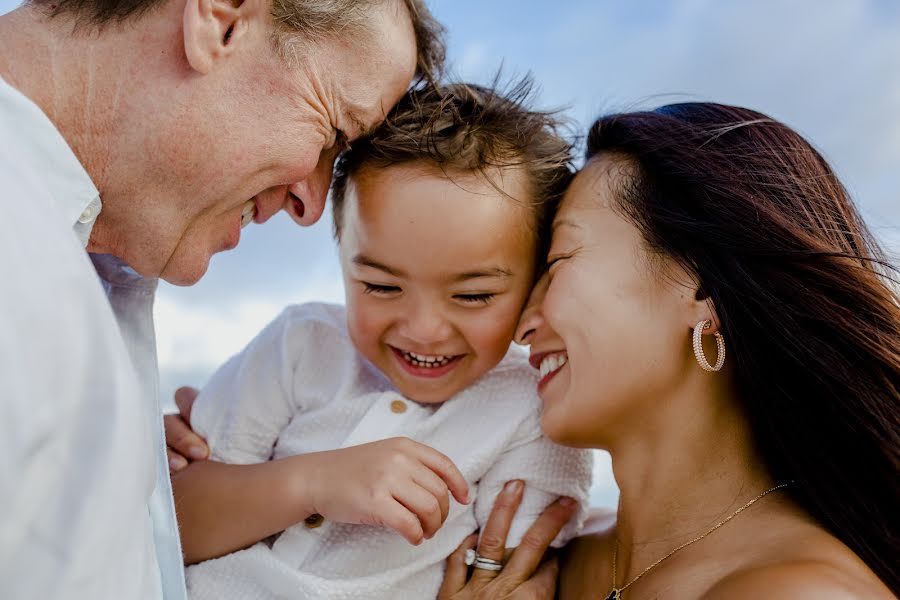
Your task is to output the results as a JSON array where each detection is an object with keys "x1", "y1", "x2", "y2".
[
  {"x1": 0, "y1": 74, "x2": 185, "y2": 599},
  {"x1": 187, "y1": 302, "x2": 593, "y2": 600}
]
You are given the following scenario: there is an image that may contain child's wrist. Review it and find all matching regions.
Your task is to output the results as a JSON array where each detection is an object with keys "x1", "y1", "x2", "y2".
[{"x1": 282, "y1": 453, "x2": 323, "y2": 520}]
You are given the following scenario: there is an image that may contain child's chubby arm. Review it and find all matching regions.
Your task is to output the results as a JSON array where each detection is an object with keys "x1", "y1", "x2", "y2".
[
  {"x1": 174, "y1": 437, "x2": 470, "y2": 564},
  {"x1": 172, "y1": 306, "x2": 470, "y2": 564}
]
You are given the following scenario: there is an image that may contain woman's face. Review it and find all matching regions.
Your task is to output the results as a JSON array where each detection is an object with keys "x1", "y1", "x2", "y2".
[{"x1": 518, "y1": 154, "x2": 702, "y2": 447}]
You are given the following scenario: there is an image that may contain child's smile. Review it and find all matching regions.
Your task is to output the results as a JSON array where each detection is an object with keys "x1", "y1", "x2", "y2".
[{"x1": 391, "y1": 346, "x2": 465, "y2": 379}]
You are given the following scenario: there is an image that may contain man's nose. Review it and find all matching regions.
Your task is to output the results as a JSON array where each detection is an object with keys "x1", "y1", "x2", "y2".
[
  {"x1": 284, "y1": 148, "x2": 338, "y2": 227},
  {"x1": 514, "y1": 274, "x2": 549, "y2": 345}
]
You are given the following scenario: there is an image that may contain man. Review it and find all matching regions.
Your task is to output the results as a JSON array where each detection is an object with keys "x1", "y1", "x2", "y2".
[{"x1": 0, "y1": 0, "x2": 442, "y2": 597}]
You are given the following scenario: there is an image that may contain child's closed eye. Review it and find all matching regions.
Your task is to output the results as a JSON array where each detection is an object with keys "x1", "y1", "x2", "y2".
[
  {"x1": 362, "y1": 282, "x2": 401, "y2": 296},
  {"x1": 453, "y1": 292, "x2": 496, "y2": 305}
]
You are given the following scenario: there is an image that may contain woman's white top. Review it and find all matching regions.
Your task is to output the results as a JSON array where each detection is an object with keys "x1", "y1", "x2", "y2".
[{"x1": 186, "y1": 302, "x2": 592, "y2": 600}]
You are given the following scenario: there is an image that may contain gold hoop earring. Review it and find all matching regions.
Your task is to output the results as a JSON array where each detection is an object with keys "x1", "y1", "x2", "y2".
[{"x1": 693, "y1": 320, "x2": 725, "y2": 372}]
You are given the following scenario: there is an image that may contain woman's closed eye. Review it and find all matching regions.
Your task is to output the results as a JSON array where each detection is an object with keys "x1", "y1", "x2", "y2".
[
  {"x1": 362, "y1": 282, "x2": 401, "y2": 296},
  {"x1": 546, "y1": 250, "x2": 577, "y2": 273}
]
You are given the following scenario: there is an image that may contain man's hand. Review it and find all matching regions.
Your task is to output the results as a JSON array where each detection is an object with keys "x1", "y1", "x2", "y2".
[
  {"x1": 304, "y1": 437, "x2": 470, "y2": 545},
  {"x1": 164, "y1": 386, "x2": 210, "y2": 472}
]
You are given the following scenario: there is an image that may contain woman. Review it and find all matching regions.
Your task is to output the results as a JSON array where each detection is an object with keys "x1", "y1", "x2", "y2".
[{"x1": 439, "y1": 102, "x2": 899, "y2": 599}]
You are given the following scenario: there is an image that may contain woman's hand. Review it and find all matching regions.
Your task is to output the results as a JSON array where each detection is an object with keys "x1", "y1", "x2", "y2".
[
  {"x1": 164, "y1": 386, "x2": 210, "y2": 472},
  {"x1": 438, "y1": 480, "x2": 578, "y2": 600}
]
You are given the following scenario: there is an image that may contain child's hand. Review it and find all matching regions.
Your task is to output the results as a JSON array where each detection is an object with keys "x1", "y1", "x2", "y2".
[{"x1": 305, "y1": 437, "x2": 469, "y2": 545}]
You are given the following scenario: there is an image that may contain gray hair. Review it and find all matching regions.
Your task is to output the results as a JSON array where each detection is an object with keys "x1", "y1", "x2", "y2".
[{"x1": 30, "y1": 0, "x2": 445, "y2": 81}]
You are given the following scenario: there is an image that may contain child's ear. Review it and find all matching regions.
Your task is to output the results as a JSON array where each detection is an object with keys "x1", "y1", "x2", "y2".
[{"x1": 183, "y1": 0, "x2": 259, "y2": 74}]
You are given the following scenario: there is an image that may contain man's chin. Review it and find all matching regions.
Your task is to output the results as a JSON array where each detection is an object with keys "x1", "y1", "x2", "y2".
[{"x1": 159, "y1": 254, "x2": 212, "y2": 286}]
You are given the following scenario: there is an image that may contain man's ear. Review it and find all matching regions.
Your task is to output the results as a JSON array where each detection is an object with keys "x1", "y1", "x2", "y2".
[{"x1": 183, "y1": 0, "x2": 256, "y2": 74}]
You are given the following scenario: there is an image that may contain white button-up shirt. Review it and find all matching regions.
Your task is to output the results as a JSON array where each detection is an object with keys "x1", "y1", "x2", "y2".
[
  {"x1": 0, "y1": 75, "x2": 186, "y2": 599},
  {"x1": 186, "y1": 302, "x2": 593, "y2": 600}
]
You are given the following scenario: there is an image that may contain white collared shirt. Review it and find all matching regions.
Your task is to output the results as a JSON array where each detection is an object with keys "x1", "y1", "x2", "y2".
[
  {"x1": 186, "y1": 302, "x2": 593, "y2": 600},
  {"x1": 0, "y1": 75, "x2": 186, "y2": 599}
]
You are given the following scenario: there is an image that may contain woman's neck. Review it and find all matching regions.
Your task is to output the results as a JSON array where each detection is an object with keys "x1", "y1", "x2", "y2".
[{"x1": 607, "y1": 372, "x2": 775, "y2": 575}]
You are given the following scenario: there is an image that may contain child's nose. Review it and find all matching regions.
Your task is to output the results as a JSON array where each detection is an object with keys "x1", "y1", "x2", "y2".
[{"x1": 405, "y1": 305, "x2": 452, "y2": 345}]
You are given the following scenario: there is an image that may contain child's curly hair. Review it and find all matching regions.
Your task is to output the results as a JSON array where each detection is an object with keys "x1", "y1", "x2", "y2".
[{"x1": 331, "y1": 75, "x2": 574, "y2": 264}]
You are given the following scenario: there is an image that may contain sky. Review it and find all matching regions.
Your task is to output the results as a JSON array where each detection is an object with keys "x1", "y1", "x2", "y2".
[{"x1": 3, "y1": 0, "x2": 898, "y2": 508}]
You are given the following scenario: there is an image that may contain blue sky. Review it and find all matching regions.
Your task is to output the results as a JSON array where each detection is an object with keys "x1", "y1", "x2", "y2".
[{"x1": 4, "y1": 0, "x2": 899, "y2": 507}]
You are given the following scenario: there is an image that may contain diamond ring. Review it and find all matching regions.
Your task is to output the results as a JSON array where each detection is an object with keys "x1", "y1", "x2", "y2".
[{"x1": 464, "y1": 548, "x2": 503, "y2": 572}]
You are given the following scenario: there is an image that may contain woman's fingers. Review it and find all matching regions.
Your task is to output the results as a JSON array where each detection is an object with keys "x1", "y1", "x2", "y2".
[
  {"x1": 502, "y1": 497, "x2": 576, "y2": 581},
  {"x1": 437, "y1": 533, "x2": 478, "y2": 599},
  {"x1": 470, "y1": 479, "x2": 524, "y2": 584},
  {"x1": 515, "y1": 556, "x2": 560, "y2": 600}
]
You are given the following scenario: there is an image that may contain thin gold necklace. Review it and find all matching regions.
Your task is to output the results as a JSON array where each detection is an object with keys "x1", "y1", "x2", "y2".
[{"x1": 604, "y1": 482, "x2": 790, "y2": 600}]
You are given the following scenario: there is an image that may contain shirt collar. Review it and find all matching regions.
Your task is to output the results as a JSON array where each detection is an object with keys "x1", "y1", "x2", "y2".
[{"x1": 0, "y1": 74, "x2": 101, "y2": 248}]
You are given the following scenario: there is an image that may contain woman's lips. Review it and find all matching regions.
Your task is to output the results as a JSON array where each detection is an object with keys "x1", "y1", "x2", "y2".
[{"x1": 531, "y1": 351, "x2": 568, "y2": 390}]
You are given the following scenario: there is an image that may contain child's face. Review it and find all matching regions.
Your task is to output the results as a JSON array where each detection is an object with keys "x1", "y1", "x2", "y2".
[{"x1": 339, "y1": 162, "x2": 538, "y2": 404}]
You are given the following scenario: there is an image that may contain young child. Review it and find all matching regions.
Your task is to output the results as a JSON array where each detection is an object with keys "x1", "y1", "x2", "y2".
[{"x1": 182, "y1": 80, "x2": 593, "y2": 599}]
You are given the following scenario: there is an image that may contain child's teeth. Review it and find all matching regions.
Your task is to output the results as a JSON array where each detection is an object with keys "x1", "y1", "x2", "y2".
[{"x1": 402, "y1": 350, "x2": 454, "y2": 368}]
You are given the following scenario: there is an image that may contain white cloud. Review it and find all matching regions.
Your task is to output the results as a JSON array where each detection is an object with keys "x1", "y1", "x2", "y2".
[{"x1": 455, "y1": 41, "x2": 489, "y2": 77}]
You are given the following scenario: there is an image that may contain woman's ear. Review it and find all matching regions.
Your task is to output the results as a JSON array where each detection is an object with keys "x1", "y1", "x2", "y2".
[
  {"x1": 690, "y1": 284, "x2": 721, "y2": 334},
  {"x1": 183, "y1": 0, "x2": 256, "y2": 74}
]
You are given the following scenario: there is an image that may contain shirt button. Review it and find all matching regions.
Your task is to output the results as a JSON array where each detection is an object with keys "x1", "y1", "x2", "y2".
[
  {"x1": 78, "y1": 204, "x2": 97, "y2": 223},
  {"x1": 390, "y1": 399, "x2": 408, "y2": 414},
  {"x1": 304, "y1": 513, "x2": 324, "y2": 528}
]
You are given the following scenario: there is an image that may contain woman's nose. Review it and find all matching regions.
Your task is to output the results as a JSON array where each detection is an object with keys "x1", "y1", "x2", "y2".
[{"x1": 514, "y1": 274, "x2": 549, "y2": 345}]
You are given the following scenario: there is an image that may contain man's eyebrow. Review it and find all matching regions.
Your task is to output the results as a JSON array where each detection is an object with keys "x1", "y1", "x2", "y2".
[
  {"x1": 352, "y1": 254, "x2": 406, "y2": 277},
  {"x1": 453, "y1": 267, "x2": 513, "y2": 282},
  {"x1": 348, "y1": 110, "x2": 377, "y2": 139}
]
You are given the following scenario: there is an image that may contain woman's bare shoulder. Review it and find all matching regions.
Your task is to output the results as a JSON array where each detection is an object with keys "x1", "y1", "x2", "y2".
[
  {"x1": 702, "y1": 560, "x2": 893, "y2": 600},
  {"x1": 701, "y1": 521, "x2": 893, "y2": 600}
]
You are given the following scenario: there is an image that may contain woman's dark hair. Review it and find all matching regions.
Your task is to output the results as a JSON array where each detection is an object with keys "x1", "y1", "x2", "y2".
[{"x1": 586, "y1": 102, "x2": 899, "y2": 593}]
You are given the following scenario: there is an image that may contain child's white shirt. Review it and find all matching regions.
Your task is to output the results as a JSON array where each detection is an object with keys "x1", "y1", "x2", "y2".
[{"x1": 186, "y1": 302, "x2": 592, "y2": 600}]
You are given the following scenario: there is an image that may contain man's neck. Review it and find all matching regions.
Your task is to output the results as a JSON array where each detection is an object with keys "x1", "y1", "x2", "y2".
[{"x1": 0, "y1": 5, "x2": 138, "y2": 201}]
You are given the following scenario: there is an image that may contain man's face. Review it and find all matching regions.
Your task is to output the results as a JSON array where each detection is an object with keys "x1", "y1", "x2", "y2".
[{"x1": 113, "y1": 1, "x2": 418, "y2": 285}]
